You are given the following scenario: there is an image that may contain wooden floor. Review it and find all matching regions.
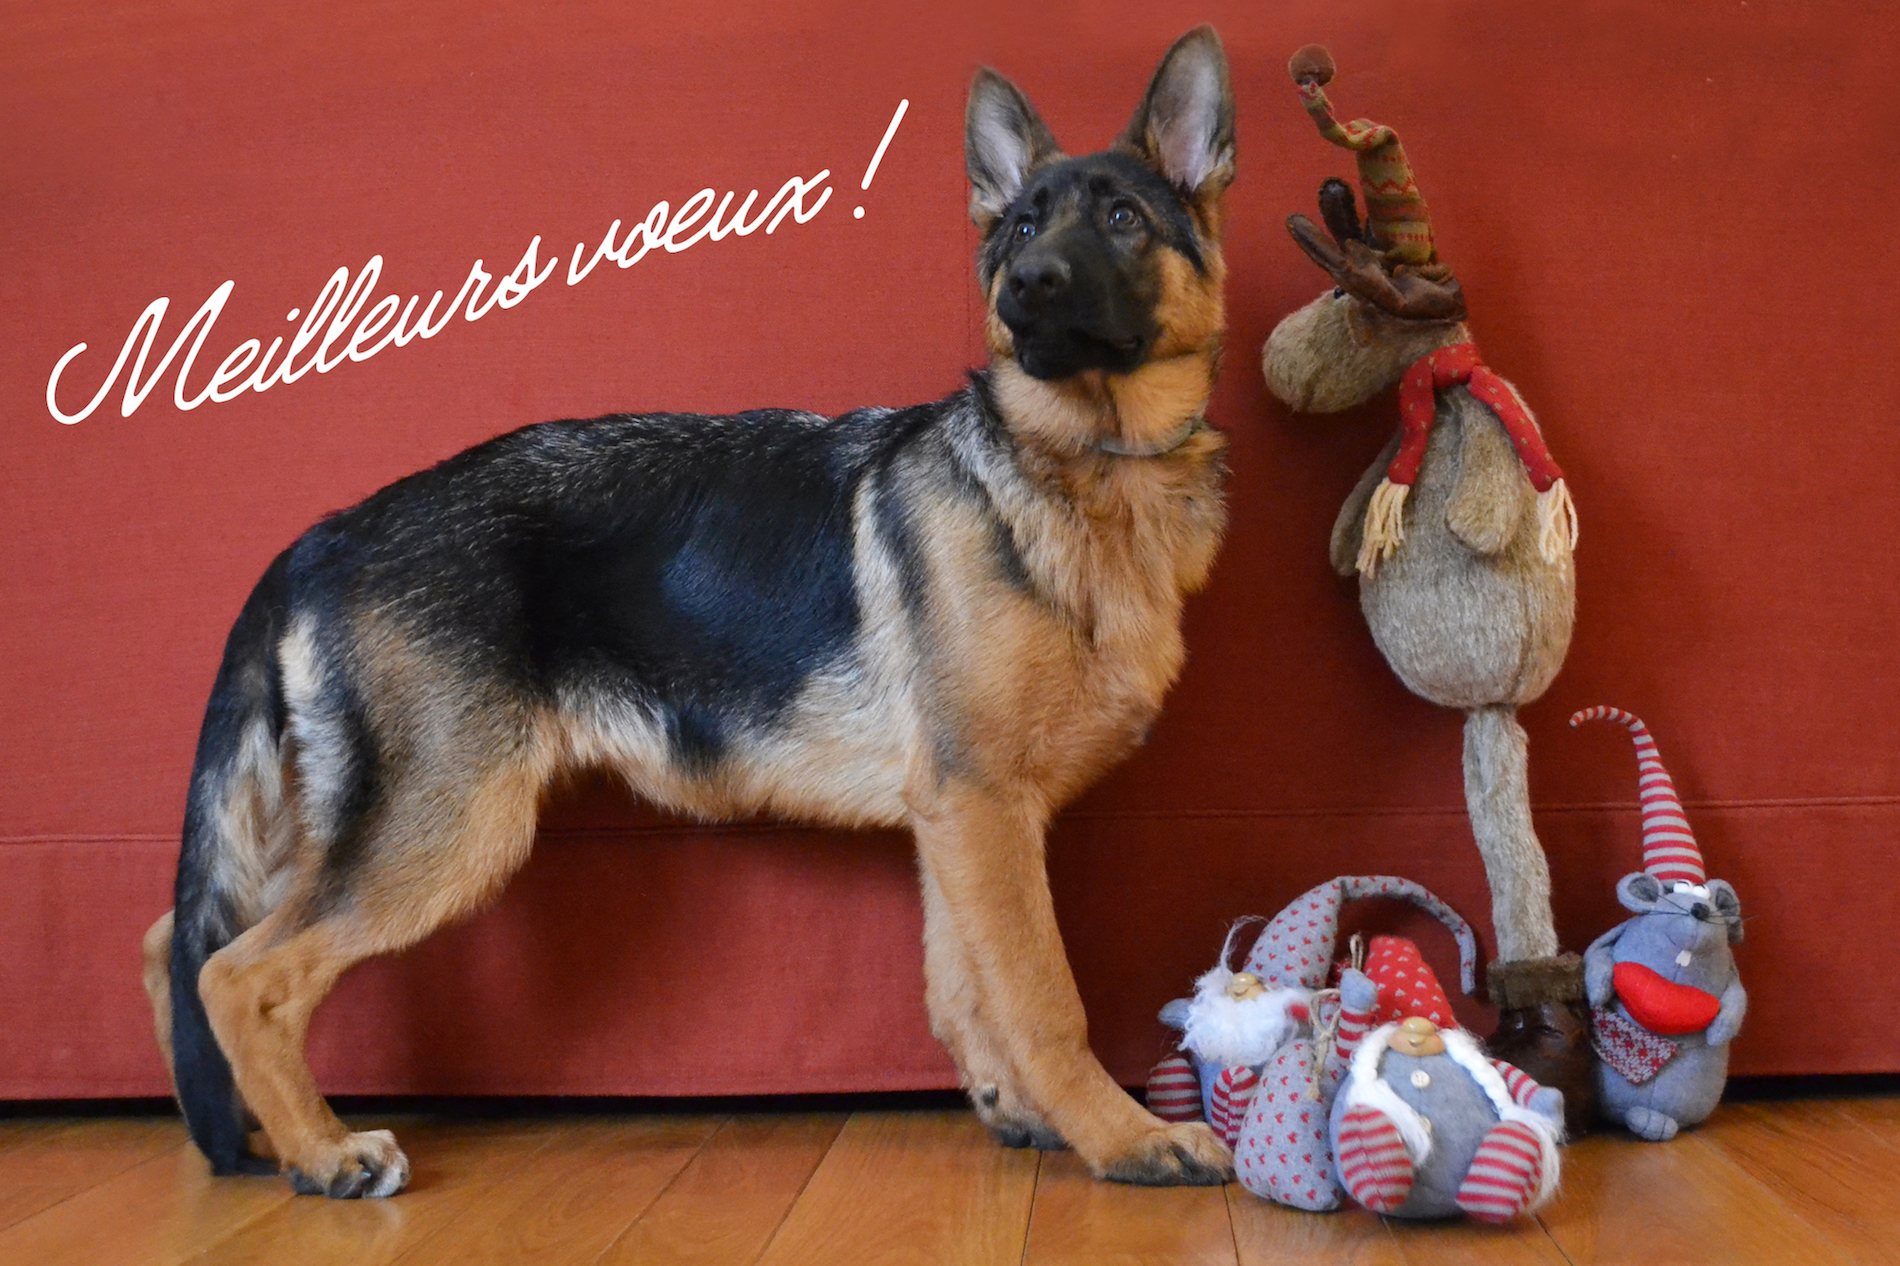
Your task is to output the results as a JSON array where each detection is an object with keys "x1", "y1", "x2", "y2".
[{"x1": 0, "y1": 1098, "x2": 1893, "y2": 1264}]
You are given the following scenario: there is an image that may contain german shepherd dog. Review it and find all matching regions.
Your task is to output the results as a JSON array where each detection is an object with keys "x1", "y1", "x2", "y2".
[{"x1": 141, "y1": 26, "x2": 1237, "y2": 1196}]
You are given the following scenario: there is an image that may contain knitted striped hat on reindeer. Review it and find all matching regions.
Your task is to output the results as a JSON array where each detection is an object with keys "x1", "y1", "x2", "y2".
[
  {"x1": 1287, "y1": 45, "x2": 1438, "y2": 268},
  {"x1": 1570, "y1": 707, "x2": 1705, "y2": 884}
]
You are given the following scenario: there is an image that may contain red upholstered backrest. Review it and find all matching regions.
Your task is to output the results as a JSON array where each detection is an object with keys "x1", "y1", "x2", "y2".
[{"x1": 2, "y1": 0, "x2": 1894, "y2": 1097}]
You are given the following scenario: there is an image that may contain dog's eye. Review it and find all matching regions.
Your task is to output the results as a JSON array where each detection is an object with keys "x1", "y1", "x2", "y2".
[
  {"x1": 1107, "y1": 204, "x2": 1140, "y2": 232},
  {"x1": 1016, "y1": 218, "x2": 1037, "y2": 239},
  {"x1": 1332, "y1": 287, "x2": 1346, "y2": 299}
]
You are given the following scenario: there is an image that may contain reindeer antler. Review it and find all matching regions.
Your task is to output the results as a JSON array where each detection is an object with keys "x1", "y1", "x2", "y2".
[{"x1": 1317, "y1": 174, "x2": 1367, "y2": 247}]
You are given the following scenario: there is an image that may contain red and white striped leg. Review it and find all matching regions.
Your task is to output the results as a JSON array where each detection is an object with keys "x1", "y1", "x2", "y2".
[
  {"x1": 1335, "y1": 1104, "x2": 1414, "y2": 1213},
  {"x1": 1455, "y1": 1119, "x2": 1547, "y2": 1223}
]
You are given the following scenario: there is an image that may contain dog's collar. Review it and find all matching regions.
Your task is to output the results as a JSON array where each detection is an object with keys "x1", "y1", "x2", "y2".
[{"x1": 1092, "y1": 415, "x2": 1206, "y2": 458}]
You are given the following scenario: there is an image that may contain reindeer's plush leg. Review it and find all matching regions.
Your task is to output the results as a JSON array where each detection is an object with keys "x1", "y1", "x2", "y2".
[
  {"x1": 1466, "y1": 704, "x2": 1601, "y2": 1134},
  {"x1": 1444, "y1": 410, "x2": 1527, "y2": 556},
  {"x1": 1462, "y1": 706, "x2": 1556, "y2": 961}
]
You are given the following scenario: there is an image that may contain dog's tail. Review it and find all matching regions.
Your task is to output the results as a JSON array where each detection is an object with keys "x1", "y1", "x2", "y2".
[{"x1": 170, "y1": 549, "x2": 295, "y2": 1175}]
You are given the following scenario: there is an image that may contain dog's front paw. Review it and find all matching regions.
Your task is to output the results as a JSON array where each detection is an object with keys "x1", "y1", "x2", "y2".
[
  {"x1": 285, "y1": 1128, "x2": 411, "y2": 1199},
  {"x1": 971, "y1": 1083, "x2": 1068, "y2": 1150},
  {"x1": 1096, "y1": 1121, "x2": 1232, "y2": 1186}
]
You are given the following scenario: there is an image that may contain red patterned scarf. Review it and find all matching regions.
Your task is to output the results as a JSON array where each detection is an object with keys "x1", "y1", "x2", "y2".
[
  {"x1": 1392, "y1": 342, "x2": 1564, "y2": 491},
  {"x1": 1354, "y1": 341, "x2": 1577, "y2": 577}
]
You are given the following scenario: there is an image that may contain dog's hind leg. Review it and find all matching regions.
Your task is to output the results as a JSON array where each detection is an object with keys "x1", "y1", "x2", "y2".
[
  {"x1": 919, "y1": 865, "x2": 1064, "y2": 1150},
  {"x1": 911, "y1": 784, "x2": 1231, "y2": 1185},
  {"x1": 142, "y1": 909, "x2": 177, "y2": 1084},
  {"x1": 199, "y1": 746, "x2": 549, "y2": 1198}
]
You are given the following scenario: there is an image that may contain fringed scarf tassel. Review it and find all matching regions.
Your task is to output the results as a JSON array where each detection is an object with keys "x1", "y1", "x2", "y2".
[
  {"x1": 1535, "y1": 477, "x2": 1579, "y2": 563},
  {"x1": 1356, "y1": 478, "x2": 1411, "y2": 578}
]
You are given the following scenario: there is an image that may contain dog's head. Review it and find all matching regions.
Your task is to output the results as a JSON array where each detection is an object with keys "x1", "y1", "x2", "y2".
[{"x1": 967, "y1": 27, "x2": 1234, "y2": 386}]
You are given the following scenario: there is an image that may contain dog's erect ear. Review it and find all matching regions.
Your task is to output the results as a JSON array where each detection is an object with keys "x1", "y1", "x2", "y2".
[
  {"x1": 1120, "y1": 25, "x2": 1235, "y2": 204},
  {"x1": 966, "y1": 69, "x2": 1064, "y2": 229}
]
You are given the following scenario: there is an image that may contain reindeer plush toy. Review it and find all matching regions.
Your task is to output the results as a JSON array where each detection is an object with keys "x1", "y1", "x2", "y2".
[
  {"x1": 1260, "y1": 46, "x2": 1590, "y2": 1131},
  {"x1": 1573, "y1": 707, "x2": 1745, "y2": 1141}
]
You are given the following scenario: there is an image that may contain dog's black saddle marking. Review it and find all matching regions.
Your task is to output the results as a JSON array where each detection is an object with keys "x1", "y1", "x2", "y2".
[{"x1": 291, "y1": 403, "x2": 941, "y2": 767}]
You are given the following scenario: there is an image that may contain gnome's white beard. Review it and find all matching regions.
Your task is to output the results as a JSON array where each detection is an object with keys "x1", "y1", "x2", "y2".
[{"x1": 1179, "y1": 965, "x2": 1310, "y2": 1069}]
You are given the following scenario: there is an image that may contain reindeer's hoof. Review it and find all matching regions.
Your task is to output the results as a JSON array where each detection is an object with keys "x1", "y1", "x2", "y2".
[
  {"x1": 286, "y1": 1129, "x2": 410, "y2": 1199},
  {"x1": 1098, "y1": 1122, "x2": 1232, "y2": 1186}
]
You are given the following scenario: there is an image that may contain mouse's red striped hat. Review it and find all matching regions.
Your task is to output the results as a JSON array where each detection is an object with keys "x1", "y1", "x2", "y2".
[{"x1": 1570, "y1": 707, "x2": 1706, "y2": 884}]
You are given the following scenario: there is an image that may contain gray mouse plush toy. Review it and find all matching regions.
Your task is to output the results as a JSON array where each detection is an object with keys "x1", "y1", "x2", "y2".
[{"x1": 1573, "y1": 707, "x2": 1746, "y2": 1141}]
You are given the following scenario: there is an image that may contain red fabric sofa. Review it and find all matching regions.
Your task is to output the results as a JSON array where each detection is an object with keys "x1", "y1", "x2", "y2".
[{"x1": 4, "y1": 0, "x2": 1896, "y2": 1098}]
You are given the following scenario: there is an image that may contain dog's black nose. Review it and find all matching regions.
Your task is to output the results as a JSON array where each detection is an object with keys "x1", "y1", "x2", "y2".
[{"x1": 1008, "y1": 257, "x2": 1070, "y2": 307}]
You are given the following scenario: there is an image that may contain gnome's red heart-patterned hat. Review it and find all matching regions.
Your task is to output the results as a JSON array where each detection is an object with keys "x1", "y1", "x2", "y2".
[
  {"x1": 1241, "y1": 876, "x2": 1479, "y2": 995},
  {"x1": 1357, "y1": 935, "x2": 1458, "y2": 1028}
]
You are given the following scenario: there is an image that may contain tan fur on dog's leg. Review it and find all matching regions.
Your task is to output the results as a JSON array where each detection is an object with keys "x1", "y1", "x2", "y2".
[
  {"x1": 142, "y1": 909, "x2": 176, "y2": 1085},
  {"x1": 920, "y1": 864, "x2": 1063, "y2": 1149},
  {"x1": 201, "y1": 749, "x2": 548, "y2": 1198},
  {"x1": 911, "y1": 785, "x2": 1230, "y2": 1184},
  {"x1": 198, "y1": 913, "x2": 390, "y2": 1197}
]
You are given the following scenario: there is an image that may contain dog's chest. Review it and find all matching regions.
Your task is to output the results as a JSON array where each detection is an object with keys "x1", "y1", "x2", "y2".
[{"x1": 995, "y1": 469, "x2": 1218, "y2": 787}]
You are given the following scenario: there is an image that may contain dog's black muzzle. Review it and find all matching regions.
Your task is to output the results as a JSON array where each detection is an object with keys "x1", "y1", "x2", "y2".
[{"x1": 998, "y1": 249, "x2": 1151, "y2": 381}]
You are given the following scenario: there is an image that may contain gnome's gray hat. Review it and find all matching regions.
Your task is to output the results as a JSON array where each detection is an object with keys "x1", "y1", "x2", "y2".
[{"x1": 1243, "y1": 876, "x2": 1479, "y2": 994}]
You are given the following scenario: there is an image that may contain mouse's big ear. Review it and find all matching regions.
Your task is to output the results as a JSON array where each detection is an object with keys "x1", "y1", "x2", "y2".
[
  {"x1": 1707, "y1": 880, "x2": 1744, "y2": 943},
  {"x1": 1119, "y1": 25, "x2": 1236, "y2": 207},
  {"x1": 1617, "y1": 872, "x2": 1664, "y2": 913},
  {"x1": 966, "y1": 69, "x2": 1065, "y2": 231}
]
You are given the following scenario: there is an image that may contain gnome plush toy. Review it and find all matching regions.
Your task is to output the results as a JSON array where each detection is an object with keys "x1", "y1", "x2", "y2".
[
  {"x1": 1152, "y1": 876, "x2": 1480, "y2": 1210},
  {"x1": 1259, "y1": 45, "x2": 1591, "y2": 1131},
  {"x1": 1327, "y1": 939, "x2": 1566, "y2": 1223},
  {"x1": 1332, "y1": 1013, "x2": 1564, "y2": 1222},
  {"x1": 1573, "y1": 707, "x2": 1746, "y2": 1141},
  {"x1": 1156, "y1": 931, "x2": 1313, "y2": 1140}
]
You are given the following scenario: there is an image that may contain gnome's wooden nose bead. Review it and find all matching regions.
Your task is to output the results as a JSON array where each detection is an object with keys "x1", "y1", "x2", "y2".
[
  {"x1": 1227, "y1": 972, "x2": 1267, "y2": 1001},
  {"x1": 1390, "y1": 1016, "x2": 1446, "y2": 1057}
]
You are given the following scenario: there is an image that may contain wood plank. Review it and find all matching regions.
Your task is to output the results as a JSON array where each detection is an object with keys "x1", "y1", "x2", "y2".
[
  {"x1": 1830, "y1": 1093, "x2": 1900, "y2": 1140},
  {"x1": 597, "y1": 1114, "x2": 845, "y2": 1266},
  {"x1": 378, "y1": 1115, "x2": 720, "y2": 1265},
  {"x1": 1227, "y1": 1187, "x2": 1403, "y2": 1266},
  {"x1": 0, "y1": 1132, "x2": 290, "y2": 1264},
  {"x1": 1384, "y1": 1214, "x2": 1568, "y2": 1266},
  {"x1": 187, "y1": 1119, "x2": 557, "y2": 1266},
  {"x1": 754, "y1": 1111, "x2": 1038, "y2": 1266},
  {"x1": 1228, "y1": 1177, "x2": 1565, "y2": 1265},
  {"x1": 0, "y1": 1117, "x2": 68, "y2": 1157},
  {"x1": 1021, "y1": 1147, "x2": 1234, "y2": 1266},
  {"x1": 0, "y1": 1117, "x2": 186, "y2": 1232},
  {"x1": 1537, "y1": 1107, "x2": 1858, "y2": 1264},
  {"x1": 1688, "y1": 1099, "x2": 1900, "y2": 1262}
]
